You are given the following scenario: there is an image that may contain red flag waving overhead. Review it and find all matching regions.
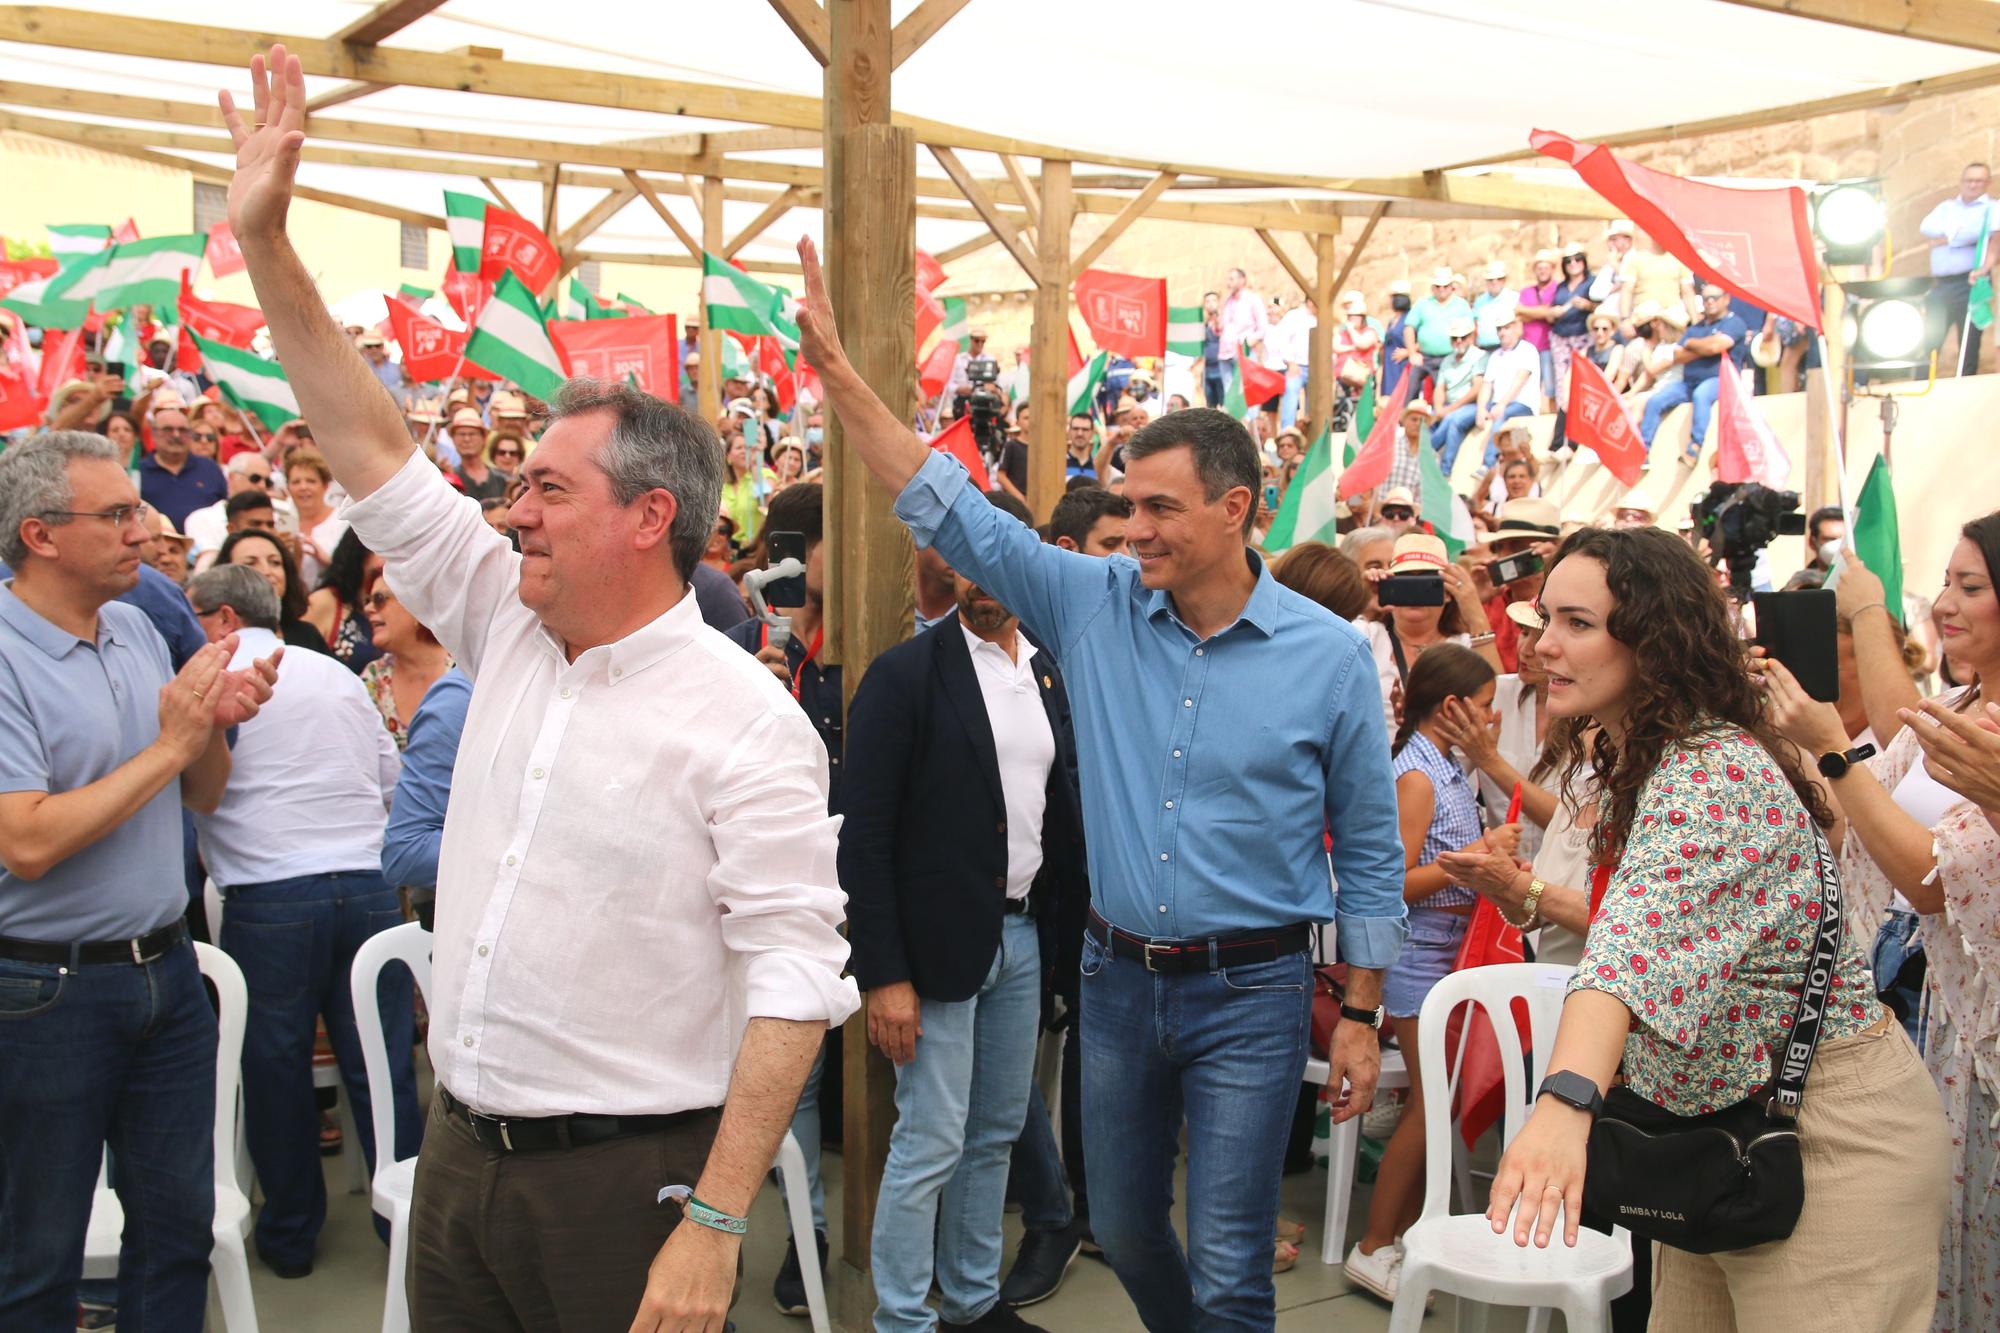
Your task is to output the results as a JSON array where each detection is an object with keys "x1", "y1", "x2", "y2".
[
  {"x1": 1565, "y1": 351, "x2": 1648, "y2": 487},
  {"x1": 1236, "y1": 343, "x2": 1286, "y2": 406},
  {"x1": 176, "y1": 274, "x2": 264, "y2": 348},
  {"x1": 1714, "y1": 362, "x2": 1792, "y2": 489},
  {"x1": 1531, "y1": 129, "x2": 1820, "y2": 329},
  {"x1": 442, "y1": 269, "x2": 492, "y2": 326},
  {"x1": 111, "y1": 218, "x2": 141, "y2": 245},
  {"x1": 0, "y1": 258, "x2": 58, "y2": 298},
  {"x1": 918, "y1": 339, "x2": 959, "y2": 401},
  {"x1": 1067, "y1": 326, "x2": 1085, "y2": 378},
  {"x1": 386, "y1": 298, "x2": 497, "y2": 384},
  {"x1": 34, "y1": 323, "x2": 86, "y2": 402},
  {"x1": 1336, "y1": 371, "x2": 1412, "y2": 498},
  {"x1": 548, "y1": 314, "x2": 678, "y2": 395},
  {"x1": 0, "y1": 364, "x2": 42, "y2": 432},
  {"x1": 914, "y1": 248, "x2": 947, "y2": 294},
  {"x1": 915, "y1": 285, "x2": 945, "y2": 348},
  {"x1": 479, "y1": 209, "x2": 561, "y2": 294},
  {"x1": 928, "y1": 413, "x2": 987, "y2": 485},
  {"x1": 1073, "y1": 268, "x2": 1168, "y2": 358},
  {"x1": 205, "y1": 222, "x2": 245, "y2": 278}
]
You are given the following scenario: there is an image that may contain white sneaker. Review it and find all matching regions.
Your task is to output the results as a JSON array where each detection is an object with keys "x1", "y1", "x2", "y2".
[
  {"x1": 1342, "y1": 1242, "x2": 1401, "y2": 1303},
  {"x1": 1360, "y1": 1092, "x2": 1403, "y2": 1141}
]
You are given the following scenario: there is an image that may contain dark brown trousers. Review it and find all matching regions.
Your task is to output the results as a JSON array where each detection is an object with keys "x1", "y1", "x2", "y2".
[{"x1": 407, "y1": 1096, "x2": 725, "y2": 1331}]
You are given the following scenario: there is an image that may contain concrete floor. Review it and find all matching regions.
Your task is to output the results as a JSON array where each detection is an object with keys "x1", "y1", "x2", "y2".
[{"x1": 207, "y1": 1142, "x2": 1544, "y2": 1332}]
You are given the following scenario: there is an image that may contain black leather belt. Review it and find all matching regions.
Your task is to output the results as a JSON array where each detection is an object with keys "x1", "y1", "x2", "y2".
[
  {"x1": 1002, "y1": 896, "x2": 1033, "y2": 916},
  {"x1": 1087, "y1": 907, "x2": 1311, "y2": 974},
  {"x1": 0, "y1": 919, "x2": 186, "y2": 966},
  {"x1": 437, "y1": 1085, "x2": 714, "y2": 1154}
]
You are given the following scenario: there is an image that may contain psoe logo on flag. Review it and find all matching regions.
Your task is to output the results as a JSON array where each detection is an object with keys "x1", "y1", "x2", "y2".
[
  {"x1": 1684, "y1": 229, "x2": 1759, "y2": 284},
  {"x1": 1087, "y1": 292, "x2": 1149, "y2": 336},
  {"x1": 411, "y1": 323, "x2": 451, "y2": 359},
  {"x1": 568, "y1": 343, "x2": 656, "y2": 383}
]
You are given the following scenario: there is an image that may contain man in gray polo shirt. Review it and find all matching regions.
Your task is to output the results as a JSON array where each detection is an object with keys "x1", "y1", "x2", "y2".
[{"x1": 0, "y1": 432, "x2": 279, "y2": 1329}]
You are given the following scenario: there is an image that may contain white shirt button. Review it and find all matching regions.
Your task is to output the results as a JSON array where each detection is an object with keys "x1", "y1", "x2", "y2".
[
  {"x1": 1159, "y1": 905, "x2": 1168, "y2": 914},
  {"x1": 1160, "y1": 852, "x2": 1169, "y2": 861},
  {"x1": 477, "y1": 945, "x2": 489, "y2": 957},
  {"x1": 1173, "y1": 749, "x2": 1182, "y2": 758},
  {"x1": 532, "y1": 768, "x2": 545, "y2": 780},
  {"x1": 1195, "y1": 648, "x2": 1205, "y2": 656},
  {"x1": 1165, "y1": 800, "x2": 1174, "y2": 809},
  {"x1": 1183, "y1": 698, "x2": 1192, "y2": 707},
  {"x1": 463, "y1": 1035, "x2": 474, "y2": 1047},
  {"x1": 560, "y1": 687, "x2": 573, "y2": 699},
  {"x1": 505, "y1": 854, "x2": 517, "y2": 867},
  {"x1": 612, "y1": 667, "x2": 623, "y2": 679}
]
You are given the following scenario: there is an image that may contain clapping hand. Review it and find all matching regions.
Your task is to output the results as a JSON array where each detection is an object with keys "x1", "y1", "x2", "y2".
[{"x1": 1900, "y1": 697, "x2": 2000, "y2": 812}]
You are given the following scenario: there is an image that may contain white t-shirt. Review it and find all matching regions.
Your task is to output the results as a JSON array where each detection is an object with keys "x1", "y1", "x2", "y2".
[
  {"x1": 1482, "y1": 340, "x2": 1542, "y2": 412},
  {"x1": 1478, "y1": 675, "x2": 1545, "y2": 862},
  {"x1": 1357, "y1": 618, "x2": 1471, "y2": 735}
]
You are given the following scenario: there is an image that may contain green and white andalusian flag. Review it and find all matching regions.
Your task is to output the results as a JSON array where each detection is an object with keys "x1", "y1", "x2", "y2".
[
  {"x1": 397, "y1": 282, "x2": 434, "y2": 303},
  {"x1": 1416, "y1": 430, "x2": 1475, "y2": 558},
  {"x1": 616, "y1": 292, "x2": 655, "y2": 315},
  {"x1": 189, "y1": 329, "x2": 299, "y2": 433},
  {"x1": 939, "y1": 296, "x2": 968, "y2": 348},
  {"x1": 0, "y1": 249, "x2": 107, "y2": 329},
  {"x1": 559, "y1": 275, "x2": 599, "y2": 321},
  {"x1": 464, "y1": 269, "x2": 567, "y2": 399},
  {"x1": 90, "y1": 234, "x2": 207, "y2": 312},
  {"x1": 47, "y1": 223, "x2": 112, "y2": 268},
  {"x1": 1167, "y1": 305, "x2": 1205, "y2": 357},
  {"x1": 1971, "y1": 203, "x2": 1995, "y2": 333},
  {"x1": 444, "y1": 192, "x2": 487, "y2": 273},
  {"x1": 1068, "y1": 349, "x2": 1109, "y2": 417},
  {"x1": 701, "y1": 252, "x2": 798, "y2": 352},
  {"x1": 1261, "y1": 424, "x2": 1339, "y2": 554}
]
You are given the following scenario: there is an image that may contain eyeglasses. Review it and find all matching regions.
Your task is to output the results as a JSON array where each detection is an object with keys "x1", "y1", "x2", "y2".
[
  {"x1": 241, "y1": 472, "x2": 271, "y2": 487},
  {"x1": 492, "y1": 449, "x2": 523, "y2": 460},
  {"x1": 155, "y1": 426, "x2": 191, "y2": 439},
  {"x1": 42, "y1": 502, "x2": 152, "y2": 529},
  {"x1": 1380, "y1": 506, "x2": 1415, "y2": 520},
  {"x1": 193, "y1": 433, "x2": 218, "y2": 445},
  {"x1": 366, "y1": 589, "x2": 396, "y2": 610}
]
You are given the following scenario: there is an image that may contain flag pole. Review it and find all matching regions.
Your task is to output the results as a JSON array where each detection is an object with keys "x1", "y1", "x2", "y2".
[{"x1": 426, "y1": 354, "x2": 467, "y2": 453}]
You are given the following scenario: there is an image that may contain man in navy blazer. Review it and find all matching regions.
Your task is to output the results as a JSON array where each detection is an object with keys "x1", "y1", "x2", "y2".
[{"x1": 841, "y1": 489, "x2": 1086, "y2": 1333}]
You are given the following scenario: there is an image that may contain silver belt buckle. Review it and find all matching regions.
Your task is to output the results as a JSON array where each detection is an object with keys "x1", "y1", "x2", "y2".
[
  {"x1": 1144, "y1": 942, "x2": 1168, "y2": 972},
  {"x1": 496, "y1": 1118, "x2": 514, "y2": 1151},
  {"x1": 130, "y1": 937, "x2": 148, "y2": 965}
]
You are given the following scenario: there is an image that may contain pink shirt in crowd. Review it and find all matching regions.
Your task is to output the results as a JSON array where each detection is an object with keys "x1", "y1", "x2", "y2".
[
  {"x1": 1518, "y1": 280, "x2": 1560, "y2": 350},
  {"x1": 1218, "y1": 290, "x2": 1268, "y2": 362}
]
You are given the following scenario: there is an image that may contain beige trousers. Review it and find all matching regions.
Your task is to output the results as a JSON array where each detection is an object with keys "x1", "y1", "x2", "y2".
[{"x1": 1649, "y1": 1015, "x2": 1950, "y2": 1332}]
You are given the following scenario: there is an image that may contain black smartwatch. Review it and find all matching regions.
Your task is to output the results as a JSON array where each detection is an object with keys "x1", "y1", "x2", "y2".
[
  {"x1": 1338, "y1": 1002, "x2": 1384, "y2": 1030},
  {"x1": 1816, "y1": 742, "x2": 1877, "y2": 780},
  {"x1": 1537, "y1": 1071, "x2": 1603, "y2": 1118}
]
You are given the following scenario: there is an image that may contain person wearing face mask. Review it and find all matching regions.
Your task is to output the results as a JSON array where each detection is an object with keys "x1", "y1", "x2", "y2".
[
  {"x1": 1761, "y1": 513, "x2": 2000, "y2": 1332},
  {"x1": 1484, "y1": 526, "x2": 1946, "y2": 1331}
]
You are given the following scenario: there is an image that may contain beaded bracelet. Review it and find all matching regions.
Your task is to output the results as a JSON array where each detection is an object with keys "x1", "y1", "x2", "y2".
[{"x1": 656, "y1": 1184, "x2": 749, "y2": 1235}]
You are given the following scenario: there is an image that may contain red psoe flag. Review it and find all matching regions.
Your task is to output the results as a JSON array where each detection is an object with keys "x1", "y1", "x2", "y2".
[
  {"x1": 1564, "y1": 351, "x2": 1648, "y2": 488},
  {"x1": 1235, "y1": 343, "x2": 1287, "y2": 405},
  {"x1": 547, "y1": 314, "x2": 678, "y2": 396},
  {"x1": 387, "y1": 297, "x2": 485, "y2": 383},
  {"x1": 0, "y1": 364, "x2": 42, "y2": 431},
  {"x1": 1531, "y1": 129, "x2": 1820, "y2": 329},
  {"x1": 1336, "y1": 370, "x2": 1412, "y2": 498},
  {"x1": 915, "y1": 285, "x2": 944, "y2": 348},
  {"x1": 914, "y1": 248, "x2": 947, "y2": 294},
  {"x1": 917, "y1": 339, "x2": 959, "y2": 401},
  {"x1": 927, "y1": 412, "x2": 987, "y2": 485},
  {"x1": 205, "y1": 222, "x2": 245, "y2": 278},
  {"x1": 478, "y1": 209, "x2": 561, "y2": 294},
  {"x1": 0, "y1": 258, "x2": 59, "y2": 298},
  {"x1": 176, "y1": 274, "x2": 264, "y2": 348},
  {"x1": 1072, "y1": 268, "x2": 1167, "y2": 358},
  {"x1": 1714, "y1": 363, "x2": 1792, "y2": 489},
  {"x1": 34, "y1": 323, "x2": 86, "y2": 402},
  {"x1": 442, "y1": 269, "x2": 492, "y2": 326}
]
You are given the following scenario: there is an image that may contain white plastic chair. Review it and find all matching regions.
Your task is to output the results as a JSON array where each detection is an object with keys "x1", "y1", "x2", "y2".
[
  {"x1": 776, "y1": 1131, "x2": 830, "y2": 1333},
  {"x1": 351, "y1": 922, "x2": 431, "y2": 1333},
  {"x1": 1304, "y1": 1046, "x2": 1410, "y2": 1265},
  {"x1": 82, "y1": 942, "x2": 260, "y2": 1331},
  {"x1": 1390, "y1": 963, "x2": 1631, "y2": 1333}
]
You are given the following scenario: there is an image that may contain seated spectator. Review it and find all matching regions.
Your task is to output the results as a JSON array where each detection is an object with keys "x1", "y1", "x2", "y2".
[
  {"x1": 1433, "y1": 318, "x2": 1488, "y2": 475},
  {"x1": 1477, "y1": 309, "x2": 1541, "y2": 466},
  {"x1": 484, "y1": 429, "x2": 527, "y2": 484},
  {"x1": 1378, "y1": 486, "x2": 1419, "y2": 539},
  {"x1": 1472, "y1": 262, "x2": 1511, "y2": 352},
  {"x1": 446, "y1": 409, "x2": 509, "y2": 501},
  {"x1": 1639, "y1": 285, "x2": 1747, "y2": 461},
  {"x1": 137, "y1": 404, "x2": 229, "y2": 529},
  {"x1": 1331, "y1": 295, "x2": 1382, "y2": 393},
  {"x1": 217, "y1": 528, "x2": 332, "y2": 655},
  {"x1": 140, "y1": 508, "x2": 192, "y2": 586}
]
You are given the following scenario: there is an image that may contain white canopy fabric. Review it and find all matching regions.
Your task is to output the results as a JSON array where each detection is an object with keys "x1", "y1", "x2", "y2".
[{"x1": 2, "y1": 0, "x2": 1990, "y2": 269}]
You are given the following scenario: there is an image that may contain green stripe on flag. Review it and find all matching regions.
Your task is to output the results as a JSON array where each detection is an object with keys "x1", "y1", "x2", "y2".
[
  {"x1": 1972, "y1": 204, "x2": 1994, "y2": 332},
  {"x1": 1068, "y1": 350, "x2": 1109, "y2": 417},
  {"x1": 398, "y1": 283, "x2": 434, "y2": 302},
  {"x1": 48, "y1": 223, "x2": 112, "y2": 268},
  {"x1": 1852, "y1": 454, "x2": 1904, "y2": 619},
  {"x1": 444, "y1": 191, "x2": 486, "y2": 273},
  {"x1": 464, "y1": 269, "x2": 567, "y2": 399},
  {"x1": 189, "y1": 329, "x2": 300, "y2": 433},
  {"x1": 1417, "y1": 428, "x2": 1474, "y2": 558},
  {"x1": 701, "y1": 252, "x2": 797, "y2": 348},
  {"x1": 92, "y1": 234, "x2": 206, "y2": 312},
  {"x1": 939, "y1": 297, "x2": 968, "y2": 346},
  {"x1": 1262, "y1": 425, "x2": 1339, "y2": 555},
  {"x1": 616, "y1": 293, "x2": 655, "y2": 314},
  {"x1": 1223, "y1": 358, "x2": 1246, "y2": 419},
  {"x1": 1346, "y1": 378, "x2": 1377, "y2": 467},
  {"x1": 1167, "y1": 305, "x2": 1204, "y2": 358}
]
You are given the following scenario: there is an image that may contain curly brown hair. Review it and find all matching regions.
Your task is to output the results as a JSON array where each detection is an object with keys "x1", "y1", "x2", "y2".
[{"x1": 1543, "y1": 526, "x2": 1835, "y2": 866}]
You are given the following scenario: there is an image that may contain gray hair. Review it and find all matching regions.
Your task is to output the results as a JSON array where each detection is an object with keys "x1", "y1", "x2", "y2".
[
  {"x1": 186, "y1": 564, "x2": 281, "y2": 631},
  {"x1": 1339, "y1": 525, "x2": 1394, "y2": 560},
  {"x1": 0, "y1": 431, "x2": 120, "y2": 566},
  {"x1": 548, "y1": 377, "x2": 722, "y2": 583}
]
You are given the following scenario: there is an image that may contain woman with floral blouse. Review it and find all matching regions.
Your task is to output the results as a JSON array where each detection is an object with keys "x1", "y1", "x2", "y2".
[
  {"x1": 1763, "y1": 511, "x2": 2000, "y2": 1333},
  {"x1": 1486, "y1": 526, "x2": 1948, "y2": 1330}
]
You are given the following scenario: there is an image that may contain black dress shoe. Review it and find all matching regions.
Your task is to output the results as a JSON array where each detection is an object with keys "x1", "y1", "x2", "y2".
[
  {"x1": 942, "y1": 1303, "x2": 1048, "y2": 1331},
  {"x1": 772, "y1": 1228, "x2": 827, "y2": 1316},
  {"x1": 257, "y1": 1250, "x2": 313, "y2": 1280},
  {"x1": 1000, "y1": 1221, "x2": 1083, "y2": 1308}
]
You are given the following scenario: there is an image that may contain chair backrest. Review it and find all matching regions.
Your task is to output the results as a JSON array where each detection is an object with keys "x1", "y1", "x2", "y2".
[
  {"x1": 194, "y1": 942, "x2": 248, "y2": 1197},
  {"x1": 350, "y1": 922, "x2": 431, "y2": 1180},
  {"x1": 1413, "y1": 962, "x2": 1573, "y2": 1221}
]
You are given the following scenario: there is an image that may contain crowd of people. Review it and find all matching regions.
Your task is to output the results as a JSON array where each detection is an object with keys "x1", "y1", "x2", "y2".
[{"x1": 4, "y1": 47, "x2": 1999, "y2": 1333}]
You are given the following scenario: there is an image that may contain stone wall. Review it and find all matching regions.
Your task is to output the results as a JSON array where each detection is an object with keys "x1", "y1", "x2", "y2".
[{"x1": 942, "y1": 89, "x2": 1999, "y2": 366}]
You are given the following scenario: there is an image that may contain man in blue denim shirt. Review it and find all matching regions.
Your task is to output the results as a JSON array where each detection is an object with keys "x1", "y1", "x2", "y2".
[{"x1": 796, "y1": 239, "x2": 1406, "y2": 1332}]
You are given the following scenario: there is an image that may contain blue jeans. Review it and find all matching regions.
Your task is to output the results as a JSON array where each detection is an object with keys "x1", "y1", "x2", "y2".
[
  {"x1": 219, "y1": 871, "x2": 419, "y2": 1267},
  {"x1": 1203, "y1": 367, "x2": 1226, "y2": 409},
  {"x1": 780, "y1": 1045, "x2": 828, "y2": 1233},
  {"x1": 1639, "y1": 376, "x2": 1721, "y2": 457},
  {"x1": 871, "y1": 915, "x2": 1041, "y2": 1333},
  {"x1": 1007, "y1": 1080, "x2": 1073, "y2": 1232},
  {"x1": 1279, "y1": 367, "x2": 1306, "y2": 429},
  {"x1": 1080, "y1": 930, "x2": 1312, "y2": 1332},
  {"x1": 1872, "y1": 907, "x2": 1928, "y2": 1051},
  {"x1": 1481, "y1": 400, "x2": 1536, "y2": 467},
  {"x1": 0, "y1": 936, "x2": 217, "y2": 1330},
  {"x1": 1437, "y1": 403, "x2": 1480, "y2": 475}
]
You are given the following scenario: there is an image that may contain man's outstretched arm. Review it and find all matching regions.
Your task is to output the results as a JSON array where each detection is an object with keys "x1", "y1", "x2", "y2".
[
  {"x1": 793, "y1": 238, "x2": 929, "y2": 494},
  {"x1": 220, "y1": 45, "x2": 413, "y2": 501}
]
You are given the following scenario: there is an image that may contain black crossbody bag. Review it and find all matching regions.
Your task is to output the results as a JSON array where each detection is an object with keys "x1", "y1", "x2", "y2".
[{"x1": 1582, "y1": 823, "x2": 1843, "y2": 1254}]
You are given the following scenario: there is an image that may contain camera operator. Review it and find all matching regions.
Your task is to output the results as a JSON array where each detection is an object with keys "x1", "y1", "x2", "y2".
[{"x1": 1690, "y1": 481, "x2": 1805, "y2": 601}]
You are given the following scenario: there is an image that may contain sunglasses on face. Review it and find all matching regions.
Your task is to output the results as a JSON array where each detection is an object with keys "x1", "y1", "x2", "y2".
[
  {"x1": 1380, "y1": 506, "x2": 1415, "y2": 520},
  {"x1": 493, "y1": 448, "x2": 523, "y2": 460},
  {"x1": 242, "y1": 472, "x2": 271, "y2": 486},
  {"x1": 193, "y1": 433, "x2": 218, "y2": 444},
  {"x1": 366, "y1": 589, "x2": 396, "y2": 610}
]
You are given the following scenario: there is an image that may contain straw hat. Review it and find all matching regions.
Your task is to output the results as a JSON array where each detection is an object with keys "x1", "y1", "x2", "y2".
[
  {"x1": 1388, "y1": 532, "x2": 1449, "y2": 575},
  {"x1": 1628, "y1": 299, "x2": 1663, "y2": 326},
  {"x1": 1658, "y1": 302, "x2": 1691, "y2": 330},
  {"x1": 1402, "y1": 398, "x2": 1435, "y2": 421},
  {"x1": 1532, "y1": 248, "x2": 1559, "y2": 265},
  {"x1": 1489, "y1": 498, "x2": 1562, "y2": 543},
  {"x1": 1561, "y1": 240, "x2": 1588, "y2": 259},
  {"x1": 1429, "y1": 267, "x2": 1455, "y2": 288},
  {"x1": 1447, "y1": 316, "x2": 1476, "y2": 339},
  {"x1": 1382, "y1": 486, "x2": 1418, "y2": 510},
  {"x1": 447, "y1": 407, "x2": 485, "y2": 432},
  {"x1": 1606, "y1": 219, "x2": 1636, "y2": 237},
  {"x1": 1482, "y1": 261, "x2": 1508, "y2": 281},
  {"x1": 1504, "y1": 600, "x2": 1545, "y2": 631},
  {"x1": 1388, "y1": 278, "x2": 1412, "y2": 296}
]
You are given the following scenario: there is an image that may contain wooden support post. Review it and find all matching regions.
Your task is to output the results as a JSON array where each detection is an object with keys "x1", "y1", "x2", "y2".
[
  {"x1": 540, "y1": 162, "x2": 560, "y2": 241},
  {"x1": 1308, "y1": 227, "x2": 1337, "y2": 441},
  {"x1": 1028, "y1": 158, "x2": 1073, "y2": 522},
  {"x1": 697, "y1": 174, "x2": 723, "y2": 426},
  {"x1": 820, "y1": 3, "x2": 917, "y2": 1322}
]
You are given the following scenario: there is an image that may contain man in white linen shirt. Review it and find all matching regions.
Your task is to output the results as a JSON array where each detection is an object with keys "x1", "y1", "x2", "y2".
[
  {"x1": 1918, "y1": 161, "x2": 1996, "y2": 374},
  {"x1": 221, "y1": 46, "x2": 857, "y2": 1333},
  {"x1": 184, "y1": 563, "x2": 419, "y2": 1280}
]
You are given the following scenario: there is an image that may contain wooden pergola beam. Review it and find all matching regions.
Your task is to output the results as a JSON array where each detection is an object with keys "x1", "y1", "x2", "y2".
[
  {"x1": 623, "y1": 168, "x2": 704, "y2": 258},
  {"x1": 999, "y1": 154, "x2": 1041, "y2": 232},
  {"x1": 1068, "y1": 170, "x2": 1177, "y2": 280},
  {"x1": 613, "y1": 126, "x2": 821, "y2": 156},
  {"x1": 934, "y1": 229, "x2": 1000, "y2": 265},
  {"x1": 478, "y1": 176, "x2": 515, "y2": 211},
  {"x1": 304, "y1": 81, "x2": 388, "y2": 113},
  {"x1": 930, "y1": 145, "x2": 1039, "y2": 278},
  {"x1": 891, "y1": 0, "x2": 972, "y2": 69},
  {"x1": 723, "y1": 185, "x2": 807, "y2": 259},
  {"x1": 1714, "y1": 0, "x2": 2000, "y2": 56},
  {"x1": 1254, "y1": 228, "x2": 1312, "y2": 298},
  {"x1": 333, "y1": 0, "x2": 448, "y2": 45},
  {"x1": 765, "y1": 0, "x2": 830, "y2": 66},
  {"x1": 1330, "y1": 201, "x2": 1389, "y2": 295},
  {"x1": 555, "y1": 186, "x2": 638, "y2": 254}
]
